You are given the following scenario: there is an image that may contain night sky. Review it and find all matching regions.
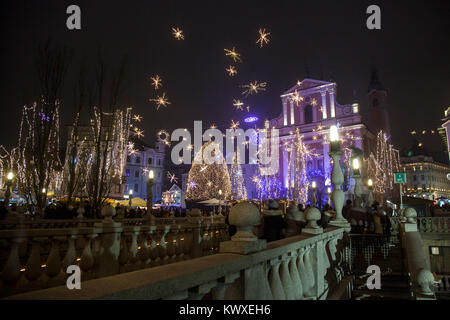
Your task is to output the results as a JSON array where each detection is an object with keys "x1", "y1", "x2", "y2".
[{"x1": 1, "y1": 0, "x2": 449, "y2": 155}]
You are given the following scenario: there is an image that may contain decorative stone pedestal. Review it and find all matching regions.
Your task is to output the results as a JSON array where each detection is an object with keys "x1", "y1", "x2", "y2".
[
  {"x1": 219, "y1": 201, "x2": 267, "y2": 255},
  {"x1": 302, "y1": 207, "x2": 323, "y2": 235}
]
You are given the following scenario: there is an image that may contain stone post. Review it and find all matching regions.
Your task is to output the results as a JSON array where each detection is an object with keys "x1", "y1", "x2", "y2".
[
  {"x1": 220, "y1": 201, "x2": 266, "y2": 255},
  {"x1": 302, "y1": 207, "x2": 323, "y2": 235},
  {"x1": 328, "y1": 151, "x2": 351, "y2": 232},
  {"x1": 400, "y1": 208, "x2": 437, "y2": 299}
]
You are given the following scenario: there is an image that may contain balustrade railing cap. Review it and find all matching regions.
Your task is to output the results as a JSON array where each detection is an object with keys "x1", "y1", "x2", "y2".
[
  {"x1": 229, "y1": 201, "x2": 260, "y2": 228},
  {"x1": 404, "y1": 208, "x2": 417, "y2": 223}
]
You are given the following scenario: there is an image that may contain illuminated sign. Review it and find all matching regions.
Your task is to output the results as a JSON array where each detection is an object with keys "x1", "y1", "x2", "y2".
[{"x1": 244, "y1": 116, "x2": 258, "y2": 123}]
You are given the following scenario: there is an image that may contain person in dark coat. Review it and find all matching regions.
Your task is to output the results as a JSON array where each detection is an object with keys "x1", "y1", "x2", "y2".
[{"x1": 262, "y1": 199, "x2": 286, "y2": 242}]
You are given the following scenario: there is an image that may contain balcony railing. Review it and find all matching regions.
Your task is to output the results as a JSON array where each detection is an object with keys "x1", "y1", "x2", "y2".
[{"x1": 418, "y1": 217, "x2": 450, "y2": 233}]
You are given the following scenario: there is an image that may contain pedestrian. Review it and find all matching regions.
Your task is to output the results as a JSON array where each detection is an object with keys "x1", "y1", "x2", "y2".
[{"x1": 262, "y1": 199, "x2": 286, "y2": 242}]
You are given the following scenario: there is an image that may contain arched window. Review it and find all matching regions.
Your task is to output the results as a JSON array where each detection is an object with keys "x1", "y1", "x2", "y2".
[{"x1": 304, "y1": 105, "x2": 313, "y2": 123}]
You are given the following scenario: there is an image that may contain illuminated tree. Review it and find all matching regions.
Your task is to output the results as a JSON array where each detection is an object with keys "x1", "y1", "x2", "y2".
[
  {"x1": 186, "y1": 141, "x2": 232, "y2": 201},
  {"x1": 230, "y1": 150, "x2": 247, "y2": 200}
]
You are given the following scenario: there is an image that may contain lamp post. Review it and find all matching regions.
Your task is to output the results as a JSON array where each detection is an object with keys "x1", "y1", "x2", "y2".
[
  {"x1": 328, "y1": 125, "x2": 351, "y2": 230},
  {"x1": 218, "y1": 189, "x2": 223, "y2": 216},
  {"x1": 147, "y1": 170, "x2": 154, "y2": 213},
  {"x1": 311, "y1": 181, "x2": 317, "y2": 207},
  {"x1": 352, "y1": 158, "x2": 362, "y2": 202},
  {"x1": 4, "y1": 171, "x2": 14, "y2": 208},
  {"x1": 129, "y1": 189, "x2": 133, "y2": 207},
  {"x1": 367, "y1": 178, "x2": 374, "y2": 207}
]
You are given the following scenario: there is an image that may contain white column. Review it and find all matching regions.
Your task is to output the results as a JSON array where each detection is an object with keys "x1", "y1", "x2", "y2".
[
  {"x1": 290, "y1": 101, "x2": 295, "y2": 125},
  {"x1": 283, "y1": 148, "x2": 288, "y2": 188},
  {"x1": 329, "y1": 90, "x2": 336, "y2": 118},
  {"x1": 283, "y1": 100, "x2": 288, "y2": 126},
  {"x1": 321, "y1": 91, "x2": 327, "y2": 119}
]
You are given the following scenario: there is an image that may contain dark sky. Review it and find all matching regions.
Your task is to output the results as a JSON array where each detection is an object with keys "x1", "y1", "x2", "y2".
[{"x1": 1, "y1": 0, "x2": 449, "y2": 153}]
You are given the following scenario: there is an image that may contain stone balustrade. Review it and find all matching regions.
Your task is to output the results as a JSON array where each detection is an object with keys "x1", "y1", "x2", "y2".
[
  {"x1": 0, "y1": 209, "x2": 228, "y2": 298},
  {"x1": 5, "y1": 202, "x2": 351, "y2": 300},
  {"x1": 418, "y1": 217, "x2": 450, "y2": 233},
  {"x1": 399, "y1": 208, "x2": 437, "y2": 300}
]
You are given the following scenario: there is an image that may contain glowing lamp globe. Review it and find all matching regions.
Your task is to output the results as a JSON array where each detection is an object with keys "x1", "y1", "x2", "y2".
[
  {"x1": 7, "y1": 172, "x2": 13, "y2": 180},
  {"x1": 368, "y1": 179, "x2": 373, "y2": 187},
  {"x1": 149, "y1": 170, "x2": 154, "y2": 179}
]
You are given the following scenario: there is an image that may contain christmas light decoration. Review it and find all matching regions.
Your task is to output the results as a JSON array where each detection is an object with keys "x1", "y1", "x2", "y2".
[
  {"x1": 290, "y1": 90, "x2": 304, "y2": 106},
  {"x1": 226, "y1": 65, "x2": 237, "y2": 76},
  {"x1": 149, "y1": 92, "x2": 171, "y2": 110},
  {"x1": 157, "y1": 130, "x2": 171, "y2": 146},
  {"x1": 241, "y1": 81, "x2": 267, "y2": 97},
  {"x1": 224, "y1": 47, "x2": 242, "y2": 63},
  {"x1": 230, "y1": 120, "x2": 240, "y2": 129},
  {"x1": 150, "y1": 75, "x2": 162, "y2": 90},
  {"x1": 256, "y1": 28, "x2": 270, "y2": 48},
  {"x1": 133, "y1": 114, "x2": 142, "y2": 122},
  {"x1": 172, "y1": 27, "x2": 184, "y2": 40},
  {"x1": 230, "y1": 150, "x2": 247, "y2": 200},
  {"x1": 167, "y1": 172, "x2": 178, "y2": 184},
  {"x1": 233, "y1": 99, "x2": 244, "y2": 111},
  {"x1": 186, "y1": 141, "x2": 231, "y2": 201}
]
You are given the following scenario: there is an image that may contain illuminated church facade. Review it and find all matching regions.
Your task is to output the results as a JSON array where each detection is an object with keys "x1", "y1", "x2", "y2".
[{"x1": 244, "y1": 71, "x2": 391, "y2": 204}]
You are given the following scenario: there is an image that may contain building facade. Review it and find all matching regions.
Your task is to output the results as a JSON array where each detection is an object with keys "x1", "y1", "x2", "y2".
[
  {"x1": 124, "y1": 138, "x2": 166, "y2": 203},
  {"x1": 401, "y1": 154, "x2": 450, "y2": 200},
  {"x1": 241, "y1": 78, "x2": 380, "y2": 203}
]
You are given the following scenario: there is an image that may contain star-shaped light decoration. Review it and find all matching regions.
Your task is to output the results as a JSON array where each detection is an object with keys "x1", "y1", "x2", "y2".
[
  {"x1": 133, "y1": 128, "x2": 144, "y2": 138},
  {"x1": 256, "y1": 28, "x2": 270, "y2": 48},
  {"x1": 167, "y1": 172, "x2": 178, "y2": 184},
  {"x1": 172, "y1": 27, "x2": 184, "y2": 40},
  {"x1": 230, "y1": 120, "x2": 240, "y2": 129},
  {"x1": 133, "y1": 114, "x2": 142, "y2": 122},
  {"x1": 226, "y1": 65, "x2": 237, "y2": 76},
  {"x1": 127, "y1": 142, "x2": 137, "y2": 155},
  {"x1": 224, "y1": 47, "x2": 242, "y2": 63},
  {"x1": 241, "y1": 81, "x2": 267, "y2": 97},
  {"x1": 246, "y1": 105, "x2": 251, "y2": 112},
  {"x1": 233, "y1": 99, "x2": 244, "y2": 111},
  {"x1": 290, "y1": 90, "x2": 304, "y2": 106},
  {"x1": 311, "y1": 98, "x2": 318, "y2": 106},
  {"x1": 150, "y1": 93, "x2": 171, "y2": 110},
  {"x1": 150, "y1": 75, "x2": 162, "y2": 90}
]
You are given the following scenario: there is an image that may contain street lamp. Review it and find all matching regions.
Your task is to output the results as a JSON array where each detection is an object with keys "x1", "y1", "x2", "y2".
[
  {"x1": 129, "y1": 189, "x2": 133, "y2": 207},
  {"x1": 147, "y1": 170, "x2": 154, "y2": 214},
  {"x1": 311, "y1": 181, "x2": 317, "y2": 207},
  {"x1": 218, "y1": 189, "x2": 223, "y2": 216},
  {"x1": 352, "y1": 158, "x2": 362, "y2": 202},
  {"x1": 4, "y1": 171, "x2": 14, "y2": 207},
  {"x1": 367, "y1": 178, "x2": 374, "y2": 207},
  {"x1": 328, "y1": 125, "x2": 350, "y2": 230}
]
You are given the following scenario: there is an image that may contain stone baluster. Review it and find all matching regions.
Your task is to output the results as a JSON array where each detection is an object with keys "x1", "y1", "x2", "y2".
[
  {"x1": 24, "y1": 237, "x2": 45, "y2": 283},
  {"x1": 2, "y1": 236, "x2": 26, "y2": 285},
  {"x1": 296, "y1": 247, "x2": 309, "y2": 297},
  {"x1": 279, "y1": 253, "x2": 295, "y2": 300},
  {"x1": 147, "y1": 227, "x2": 158, "y2": 267},
  {"x1": 93, "y1": 205, "x2": 123, "y2": 278},
  {"x1": 269, "y1": 258, "x2": 285, "y2": 299},
  {"x1": 62, "y1": 235, "x2": 78, "y2": 270},
  {"x1": 137, "y1": 229, "x2": 150, "y2": 268},
  {"x1": 303, "y1": 246, "x2": 316, "y2": 297},
  {"x1": 79, "y1": 234, "x2": 97, "y2": 280},
  {"x1": 158, "y1": 225, "x2": 171, "y2": 265},
  {"x1": 288, "y1": 250, "x2": 303, "y2": 299},
  {"x1": 45, "y1": 236, "x2": 65, "y2": 285},
  {"x1": 118, "y1": 233, "x2": 129, "y2": 271}
]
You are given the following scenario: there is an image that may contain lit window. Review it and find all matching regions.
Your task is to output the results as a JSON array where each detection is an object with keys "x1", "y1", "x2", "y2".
[{"x1": 430, "y1": 247, "x2": 440, "y2": 255}]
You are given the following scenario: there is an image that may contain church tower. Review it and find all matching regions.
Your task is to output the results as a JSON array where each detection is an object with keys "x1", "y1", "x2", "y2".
[{"x1": 367, "y1": 68, "x2": 391, "y2": 136}]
